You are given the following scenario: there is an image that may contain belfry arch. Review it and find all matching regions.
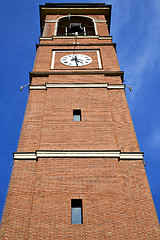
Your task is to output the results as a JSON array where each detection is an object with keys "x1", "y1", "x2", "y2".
[{"x1": 56, "y1": 16, "x2": 96, "y2": 36}]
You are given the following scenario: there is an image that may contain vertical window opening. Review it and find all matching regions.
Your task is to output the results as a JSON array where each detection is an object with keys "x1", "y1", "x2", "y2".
[
  {"x1": 71, "y1": 199, "x2": 83, "y2": 224},
  {"x1": 73, "y1": 109, "x2": 81, "y2": 121}
]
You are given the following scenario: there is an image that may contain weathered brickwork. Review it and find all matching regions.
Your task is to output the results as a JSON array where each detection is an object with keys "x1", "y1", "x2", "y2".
[
  {"x1": 17, "y1": 87, "x2": 139, "y2": 152},
  {"x1": 1, "y1": 3, "x2": 159, "y2": 239},
  {"x1": 0, "y1": 161, "x2": 37, "y2": 239},
  {"x1": 1, "y1": 158, "x2": 159, "y2": 239}
]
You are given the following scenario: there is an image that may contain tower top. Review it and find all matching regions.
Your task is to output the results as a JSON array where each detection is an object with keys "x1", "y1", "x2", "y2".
[{"x1": 39, "y1": 3, "x2": 112, "y2": 35}]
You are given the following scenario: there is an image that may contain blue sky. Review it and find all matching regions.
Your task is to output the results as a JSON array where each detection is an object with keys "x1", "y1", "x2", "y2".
[{"x1": 0, "y1": 0, "x2": 160, "y2": 223}]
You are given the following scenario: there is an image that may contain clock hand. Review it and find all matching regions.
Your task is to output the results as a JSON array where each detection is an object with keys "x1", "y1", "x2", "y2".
[
  {"x1": 71, "y1": 54, "x2": 79, "y2": 66},
  {"x1": 71, "y1": 54, "x2": 76, "y2": 61},
  {"x1": 74, "y1": 55, "x2": 79, "y2": 66}
]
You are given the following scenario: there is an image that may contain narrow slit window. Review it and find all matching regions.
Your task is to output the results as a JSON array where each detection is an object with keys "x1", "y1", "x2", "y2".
[
  {"x1": 73, "y1": 109, "x2": 81, "y2": 121},
  {"x1": 71, "y1": 199, "x2": 83, "y2": 224}
]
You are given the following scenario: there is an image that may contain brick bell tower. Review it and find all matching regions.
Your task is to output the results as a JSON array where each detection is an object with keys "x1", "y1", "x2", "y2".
[{"x1": 0, "y1": 3, "x2": 159, "y2": 239}]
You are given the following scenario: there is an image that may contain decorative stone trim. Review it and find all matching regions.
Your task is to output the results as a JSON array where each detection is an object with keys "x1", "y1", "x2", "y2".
[
  {"x1": 39, "y1": 36, "x2": 112, "y2": 40},
  {"x1": 51, "y1": 49, "x2": 102, "y2": 70},
  {"x1": 30, "y1": 85, "x2": 47, "y2": 90},
  {"x1": 29, "y1": 71, "x2": 124, "y2": 83},
  {"x1": 13, "y1": 150, "x2": 144, "y2": 164},
  {"x1": 14, "y1": 153, "x2": 37, "y2": 160},
  {"x1": 40, "y1": 37, "x2": 54, "y2": 40},
  {"x1": 29, "y1": 83, "x2": 125, "y2": 90},
  {"x1": 40, "y1": 36, "x2": 99, "y2": 40},
  {"x1": 37, "y1": 43, "x2": 115, "y2": 47},
  {"x1": 107, "y1": 84, "x2": 125, "y2": 90},
  {"x1": 94, "y1": 20, "x2": 107, "y2": 23},
  {"x1": 99, "y1": 36, "x2": 112, "y2": 40},
  {"x1": 45, "y1": 20, "x2": 57, "y2": 23},
  {"x1": 45, "y1": 18, "x2": 107, "y2": 23},
  {"x1": 120, "y1": 152, "x2": 144, "y2": 160}
]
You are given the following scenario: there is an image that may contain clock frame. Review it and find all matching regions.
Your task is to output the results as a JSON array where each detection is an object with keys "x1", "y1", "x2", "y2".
[{"x1": 51, "y1": 49, "x2": 102, "y2": 69}]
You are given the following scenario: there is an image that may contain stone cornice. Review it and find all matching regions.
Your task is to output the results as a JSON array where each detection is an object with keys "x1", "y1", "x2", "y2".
[
  {"x1": 44, "y1": 19, "x2": 107, "y2": 23},
  {"x1": 39, "y1": 36, "x2": 112, "y2": 41},
  {"x1": 30, "y1": 71, "x2": 124, "y2": 76},
  {"x1": 30, "y1": 71, "x2": 124, "y2": 82},
  {"x1": 29, "y1": 83, "x2": 125, "y2": 90},
  {"x1": 36, "y1": 43, "x2": 116, "y2": 48},
  {"x1": 13, "y1": 150, "x2": 145, "y2": 165}
]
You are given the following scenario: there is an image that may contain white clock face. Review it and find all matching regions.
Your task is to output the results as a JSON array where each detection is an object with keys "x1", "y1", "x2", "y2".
[{"x1": 60, "y1": 54, "x2": 92, "y2": 67}]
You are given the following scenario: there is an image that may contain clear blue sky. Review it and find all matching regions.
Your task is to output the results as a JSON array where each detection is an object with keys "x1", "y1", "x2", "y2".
[{"x1": 0, "y1": 0, "x2": 160, "y2": 224}]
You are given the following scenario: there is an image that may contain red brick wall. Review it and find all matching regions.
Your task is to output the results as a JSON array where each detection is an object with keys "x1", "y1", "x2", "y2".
[
  {"x1": 1, "y1": 158, "x2": 159, "y2": 239},
  {"x1": 17, "y1": 87, "x2": 139, "y2": 152},
  {"x1": 0, "y1": 160, "x2": 37, "y2": 239}
]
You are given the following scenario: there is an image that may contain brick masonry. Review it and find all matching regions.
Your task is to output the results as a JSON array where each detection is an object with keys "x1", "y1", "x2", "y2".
[
  {"x1": 0, "y1": 6, "x2": 159, "y2": 240},
  {"x1": 1, "y1": 158, "x2": 159, "y2": 239},
  {"x1": 16, "y1": 88, "x2": 139, "y2": 152}
]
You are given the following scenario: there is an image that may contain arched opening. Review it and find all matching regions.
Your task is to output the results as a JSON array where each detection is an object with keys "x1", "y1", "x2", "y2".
[{"x1": 57, "y1": 16, "x2": 95, "y2": 36}]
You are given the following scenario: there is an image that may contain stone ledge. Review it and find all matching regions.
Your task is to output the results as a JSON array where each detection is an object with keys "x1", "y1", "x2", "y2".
[
  {"x1": 30, "y1": 70, "x2": 124, "y2": 77},
  {"x1": 29, "y1": 83, "x2": 125, "y2": 90},
  {"x1": 14, "y1": 150, "x2": 144, "y2": 164},
  {"x1": 39, "y1": 36, "x2": 112, "y2": 40}
]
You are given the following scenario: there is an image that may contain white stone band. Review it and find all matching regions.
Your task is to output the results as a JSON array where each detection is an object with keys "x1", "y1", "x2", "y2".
[
  {"x1": 94, "y1": 20, "x2": 107, "y2": 23},
  {"x1": 44, "y1": 20, "x2": 107, "y2": 23},
  {"x1": 29, "y1": 83, "x2": 125, "y2": 90},
  {"x1": 45, "y1": 20, "x2": 57, "y2": 23},
  {"x1": 39, "y1": 36, "x2": 112, "y2": 40},
  {"x1": 14, "y1": 150, "x2": 144, "y2": 161}
]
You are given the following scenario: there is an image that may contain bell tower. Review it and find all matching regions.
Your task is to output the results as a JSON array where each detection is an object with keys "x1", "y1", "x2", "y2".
[{"x1": 0, "y1": 3, "x2": 159, "y2": 239}]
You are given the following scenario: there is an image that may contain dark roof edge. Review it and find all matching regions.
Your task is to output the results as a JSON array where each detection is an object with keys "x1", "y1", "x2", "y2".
[{"x1": 44, "y1": 3, "x2": 107, "y2": 8}]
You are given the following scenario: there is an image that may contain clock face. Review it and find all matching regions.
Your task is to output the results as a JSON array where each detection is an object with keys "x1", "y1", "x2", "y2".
[{"x1": 60, "y1": 54, "x2": 92, "y2": 67}]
